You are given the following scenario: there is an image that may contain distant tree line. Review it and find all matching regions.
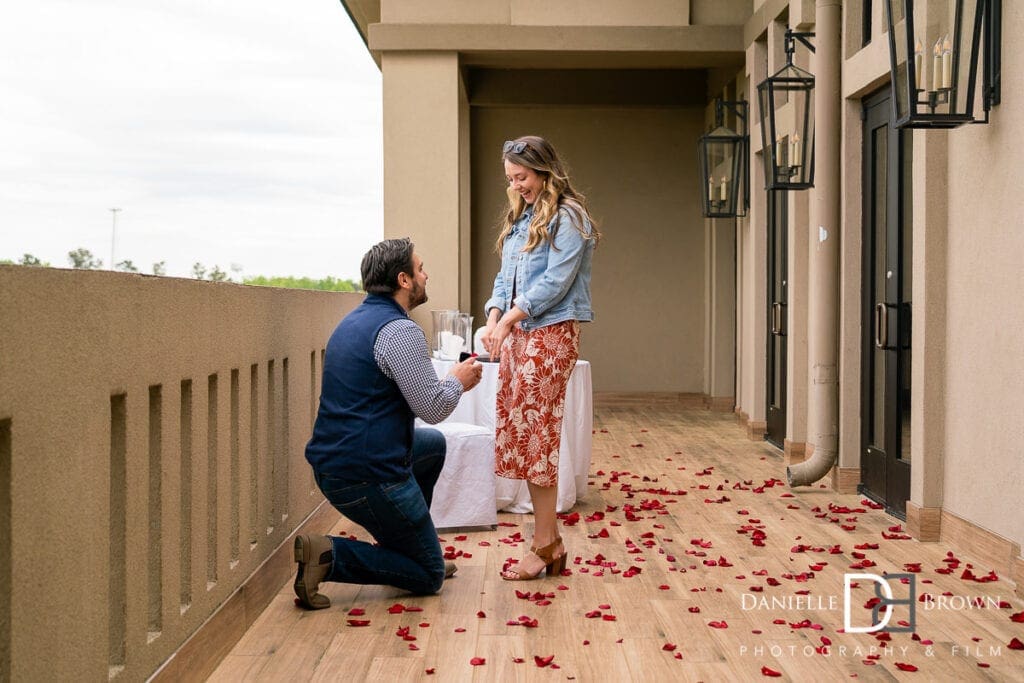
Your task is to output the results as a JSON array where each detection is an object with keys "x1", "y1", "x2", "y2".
[
  {"x1": 2, "y1": 249, "x2": 362, "y2": 291},
  {"x1": 242, "y1": 275, "x2": 360, "y2": 291}
]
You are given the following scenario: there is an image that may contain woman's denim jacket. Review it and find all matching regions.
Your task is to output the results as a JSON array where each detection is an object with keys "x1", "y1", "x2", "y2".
[{"x1": 484, "y1": 204, "x2": 594, "y2": 331}]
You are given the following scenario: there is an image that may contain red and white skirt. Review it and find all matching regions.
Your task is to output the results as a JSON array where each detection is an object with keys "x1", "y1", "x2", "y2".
[{"x1": 494, "y1": 320, "x2": 580, "y2": 487}]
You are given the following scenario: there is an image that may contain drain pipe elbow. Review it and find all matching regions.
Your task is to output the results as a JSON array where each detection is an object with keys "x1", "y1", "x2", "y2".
[{"x1": 786, "y1": 446, "x2": 837, "y2": 487}]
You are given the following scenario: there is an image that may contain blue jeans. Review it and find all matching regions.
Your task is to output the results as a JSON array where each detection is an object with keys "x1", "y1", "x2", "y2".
[{"x1": 314, "y1": 427, "x2": 447, "y2": 595}]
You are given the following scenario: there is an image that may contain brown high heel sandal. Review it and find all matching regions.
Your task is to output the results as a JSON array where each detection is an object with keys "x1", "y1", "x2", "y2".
[{"x1": 500, "y1": 536, "x2": 567, "y2": 581}]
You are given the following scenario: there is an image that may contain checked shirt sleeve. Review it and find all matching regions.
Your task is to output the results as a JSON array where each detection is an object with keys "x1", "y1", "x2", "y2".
[{"x1": 374, "y1": 318, "x2": 463, "y2": 424}]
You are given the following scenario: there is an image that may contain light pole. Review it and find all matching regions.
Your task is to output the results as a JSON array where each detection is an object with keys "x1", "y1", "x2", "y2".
[{"x1": 109, "y1": 208, "x2": 121, "y2": 270}]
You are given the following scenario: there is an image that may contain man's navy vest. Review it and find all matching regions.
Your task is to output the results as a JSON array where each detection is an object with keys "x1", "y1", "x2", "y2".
[{"x1": 305, "y1": 294, "x2": 414, "y2": 482}]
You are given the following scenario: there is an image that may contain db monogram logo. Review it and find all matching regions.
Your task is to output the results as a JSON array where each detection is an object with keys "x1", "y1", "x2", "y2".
[{"x1": 843, "y1": 573, "x2": 916, "y2": 633}]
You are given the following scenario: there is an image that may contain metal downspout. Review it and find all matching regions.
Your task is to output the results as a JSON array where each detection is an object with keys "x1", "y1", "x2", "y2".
[{"x1": 788, "y1": 0, "x2": 842, "y2": 487}]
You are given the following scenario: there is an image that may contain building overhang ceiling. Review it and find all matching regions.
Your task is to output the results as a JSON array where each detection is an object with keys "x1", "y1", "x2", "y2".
[
  {"x1": 368, "y1": 23, "x2": 744, "y2": 70},
  {"x1": 337, "y1": 2, "x2": 745, "y2": 73}
]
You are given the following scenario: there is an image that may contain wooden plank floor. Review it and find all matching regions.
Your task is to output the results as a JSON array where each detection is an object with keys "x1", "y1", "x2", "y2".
[{"x1": 210, "y1": 404, "x2": 1024, "y2": 682}]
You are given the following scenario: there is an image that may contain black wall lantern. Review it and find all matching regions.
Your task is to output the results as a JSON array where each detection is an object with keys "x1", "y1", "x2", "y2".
[
  {"x1": 885, "y1": 0, "x2": 1001, "y2": 129},
  {"x1": 698, "y1": 99, "x2": 748, "y2": 218},
  {"x1": 758, "y1": 29, "x2": 815, "y2": 190}
]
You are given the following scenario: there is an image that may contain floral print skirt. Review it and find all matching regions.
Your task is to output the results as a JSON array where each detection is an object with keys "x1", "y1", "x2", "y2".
[{"x1": 494, "y1": 320, "x2": 580, "y2": 487}]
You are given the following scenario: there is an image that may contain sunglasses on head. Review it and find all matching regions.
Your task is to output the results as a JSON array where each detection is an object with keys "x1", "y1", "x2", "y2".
[{"x1": 502, "y1": 140, "x2": 528, "y2": 154}]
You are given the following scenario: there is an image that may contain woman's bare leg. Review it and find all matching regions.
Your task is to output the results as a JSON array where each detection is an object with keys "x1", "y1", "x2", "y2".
[{"x1": 503, "y1": 482, "x2": 563, "y2": 578}]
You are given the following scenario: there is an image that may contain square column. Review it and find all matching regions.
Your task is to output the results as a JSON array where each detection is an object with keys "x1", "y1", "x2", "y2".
[{"x1": 382, "y1": 52, "x2": 471, "y2": 326}]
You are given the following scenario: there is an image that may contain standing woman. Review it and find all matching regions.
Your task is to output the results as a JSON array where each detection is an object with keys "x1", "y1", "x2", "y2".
[{"x1": 481, "y1": 135, "x2": 600, "y2": 581}]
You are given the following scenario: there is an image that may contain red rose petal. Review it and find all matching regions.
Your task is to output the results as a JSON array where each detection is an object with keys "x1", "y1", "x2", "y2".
[
  {"x1": 387, "y1": 603, "x2": 406, "y2": 614},
  {"x1": 662, "y1": 643, "x2": 678, "y2": 651},
  {"x1": 1008, "y1": 637, "x2": 1024, "y2": 650},
  {"x1": 476, "y1": 610, "x2": 486, "y2": 618},
  {"x1": 425, "y1": 668, "x2": 435, "y2": 675},
  {"x1": 470, "y1": 657, "x2": 486, "y2": 666},
  {"x1": 348, "y1": 608, "x2": 366, "y2": 616},
  {"x1": 346, "y1": 619, "x2": 371, "y2": 627},
  {"x1": 1011, "y1": 611, "x2": 1024, "y2": 623},
  {"x1": 761, "y1": 665, "x2": 782, "y2": 677},
  {"x1": 708, "y1": 620, "x2": 728, "y2": 629},
  {"x1": 534, "y1": 654, "x2": 555, "y2": 667},
  {"x1": 895, "y1": 662, "x2": 918, "y2": 672}
]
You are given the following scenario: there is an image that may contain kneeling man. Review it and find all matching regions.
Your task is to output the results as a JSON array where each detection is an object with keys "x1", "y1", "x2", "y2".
[{"x1": 295, "y1": 238, "x2": 481, "y2": 609}]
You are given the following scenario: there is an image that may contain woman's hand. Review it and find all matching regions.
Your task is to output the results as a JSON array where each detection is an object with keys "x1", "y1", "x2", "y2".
[
  {"x1": 485, "y1": 306, "x2": 527, "y2": 361},
  {"x1": 487, "y1": 319, "x2": 512, "y2": 361},
  {"x1": 480, "y1": 309, "x2": 502, "y2": 357}
]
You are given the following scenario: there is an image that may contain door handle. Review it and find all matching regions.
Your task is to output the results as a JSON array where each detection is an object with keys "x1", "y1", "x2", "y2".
[
  {"x1": 770, "y1": 302, "x2": 785, "y2": 336},
  {"x1": 875, "y1": 302, "x2": 893, "y2": 349}
]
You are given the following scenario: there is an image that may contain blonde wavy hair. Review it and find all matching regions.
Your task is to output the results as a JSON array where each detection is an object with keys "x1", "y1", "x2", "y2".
[{"x1": 495, "y1": 135, "x2": 601, "y2": 253}]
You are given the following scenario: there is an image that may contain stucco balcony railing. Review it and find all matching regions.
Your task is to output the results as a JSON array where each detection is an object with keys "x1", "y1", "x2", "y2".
[{"x1": 0, "y1": 265, "x2": 358, "y2": 681}]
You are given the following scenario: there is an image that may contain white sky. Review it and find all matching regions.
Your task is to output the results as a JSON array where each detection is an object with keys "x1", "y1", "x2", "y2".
[{"x1": 0, "y1": 0, "x2": 383, "y2": 281}]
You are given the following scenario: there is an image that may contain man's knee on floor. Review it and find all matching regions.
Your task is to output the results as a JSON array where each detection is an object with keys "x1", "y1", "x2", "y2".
[{"x1": 419, "y1": 561, "x2": 446, "y2": 594}]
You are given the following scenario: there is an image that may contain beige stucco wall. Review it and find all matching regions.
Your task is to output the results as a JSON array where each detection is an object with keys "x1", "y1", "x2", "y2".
[
  {"x1": 706, "y1": 216, "x2": 737, "y2": 403},
  {"x1": 383, "y1": 0, "x2": 693, "y2": 27},
  {"x1": 379, "y1": 0, "x2": 751, "y2": 28},
  {"x1": 470, "y1": 105, "x2": 708, "y2": 393},
  {"x1": 941, "y1": 3, "x2": 1024, "y2": 549},
  {"x1": 0, "y1": 265, "x2": 354, "y2": 681},
  {"x1": 381, "y1": 51, "x2": 468, "y2": 329},
  {"x1": 834, "y1": 2, "x2": 1024, "y2": 553}
]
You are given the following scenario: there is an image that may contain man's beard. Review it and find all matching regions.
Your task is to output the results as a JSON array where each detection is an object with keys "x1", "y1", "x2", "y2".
[{"x1": 410, "y1": 281, "x2": 428, "y2": 309}]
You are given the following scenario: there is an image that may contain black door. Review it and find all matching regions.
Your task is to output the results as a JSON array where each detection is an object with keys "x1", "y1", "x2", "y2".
[
  {"x1": 860, "y1": 89, "x2": 913, "y2": 518},
  {"x1": 765, "y1": 190, "x2": 787, "y2": 448}
]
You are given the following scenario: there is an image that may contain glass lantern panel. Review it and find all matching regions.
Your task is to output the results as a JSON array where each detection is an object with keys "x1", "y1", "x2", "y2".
[
  {"x1": 701, "y1": 127, "x2": 742, "y2": 215},
  {"x1": 951, "y1": 0, "x2": 983, "y2": 115},
  {"x1": 887, "y1": 0, "x2": 912, "y2": 120}
]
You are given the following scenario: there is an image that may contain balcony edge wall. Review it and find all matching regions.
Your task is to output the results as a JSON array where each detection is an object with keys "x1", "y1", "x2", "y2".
[{"x1": 0, "y1": 265, "x2": 358, "y2": 681}]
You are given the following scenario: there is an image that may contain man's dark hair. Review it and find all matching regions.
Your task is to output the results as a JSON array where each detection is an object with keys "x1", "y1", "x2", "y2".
[{"x1": 360, "y1": 238, "x2": 415, "y2": 295}]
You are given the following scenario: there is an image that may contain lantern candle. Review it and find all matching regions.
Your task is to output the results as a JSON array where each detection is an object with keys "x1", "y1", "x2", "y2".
[
  {"x1": 914, "y1": 39, "x2": 923, "y2": 90},
  {"x1": 932, "y1": 39, "x2": 942, "y2": 91},
  {"x1": 941, "y1": 35, "x2": 952, "y2": 89},
  {"x1": 708, "y1": 176, "x2": 714, "y2": 202},
  {"x1": 776, "y1": 136, "x2": 784, "y2": 165},
  {"x1": 790, "y1": 134, "x2": 801, "y2": 168},
  {"x1": 720, "y1": 177, "x2": 728, "y2": 201}
]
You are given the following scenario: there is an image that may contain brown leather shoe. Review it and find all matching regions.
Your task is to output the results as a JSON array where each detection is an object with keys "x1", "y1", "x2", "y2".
[{"x1": 293, "y1": 534, "x2": 333, "y2": 610}]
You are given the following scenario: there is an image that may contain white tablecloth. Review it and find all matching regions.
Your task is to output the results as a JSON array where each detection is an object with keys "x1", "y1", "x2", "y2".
[
  {"x1": 426, "y1": 422, "x2": 498, "y2": 529},
  {"x1": 430, "y1": 358, "x2": 592, "y2": 514}
]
